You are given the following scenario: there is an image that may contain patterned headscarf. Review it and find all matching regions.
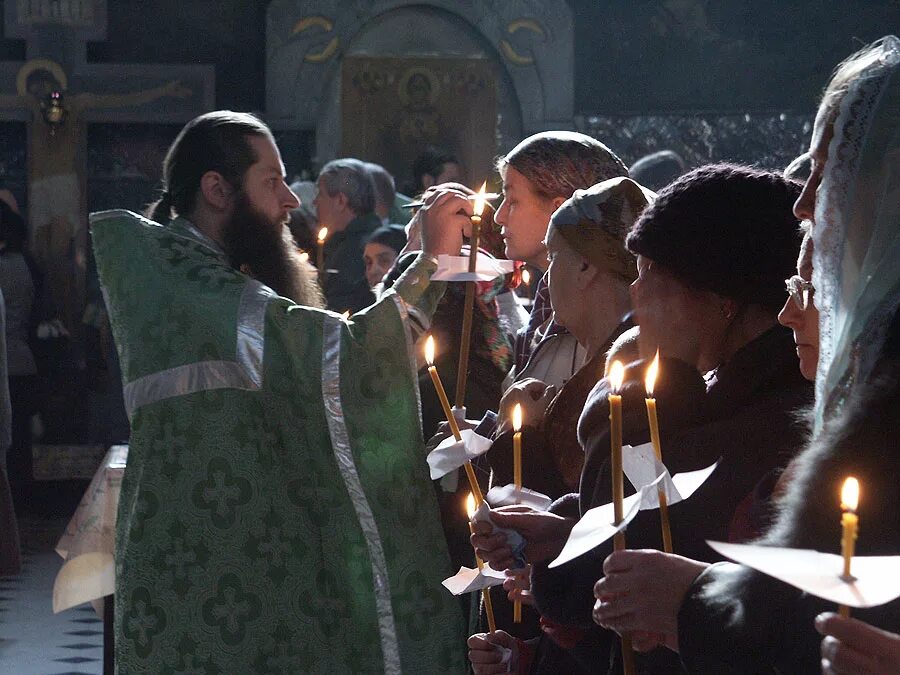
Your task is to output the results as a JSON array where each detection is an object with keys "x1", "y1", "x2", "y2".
[{"x1": 549, "y1": 177, "x2": 656, "y2": 282}]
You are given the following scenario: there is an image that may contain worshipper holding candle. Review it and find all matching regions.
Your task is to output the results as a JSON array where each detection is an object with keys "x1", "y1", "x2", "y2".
[
  {"x1": 414, "y1": 136, "x2": 632, "y2": 529},
  {"x1": 492, "y1": 178, "x2": 650, "y2": 610},
  {"x1": 488, "y1": 178, "x2": 653, "y2": 500},
  {"x1": 499, "y1": 132, "x2": 628, "y2": 390},
  {"x1": 592, "y1": 220, "x2": 821, "y2": 657},
  {"x1": 425, "y1": 132, "x2": 631, "y2": 472},
  {"x1": 312, "y1": 158, "x2": 381, "y2": 312},
  {"x1": 414, "y1": 132, "x2": 632, "y2": 403},
  {"x1": 593, "y1": 36, "x2": 900, "y2": 674},
  {"x1": 468, "y1": 178, "x2": 653, "y2": 668},
  {"x1": 471, "y1": 163, "x2": 812, "y2": 673}
]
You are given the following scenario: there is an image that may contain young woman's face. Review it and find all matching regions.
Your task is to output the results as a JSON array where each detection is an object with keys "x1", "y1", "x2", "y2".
[{"x1": 495, "y1": 167, "x2": 560, "y2": 270}]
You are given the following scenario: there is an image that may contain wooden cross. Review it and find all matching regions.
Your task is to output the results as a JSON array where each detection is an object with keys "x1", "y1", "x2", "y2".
[{"x1": 0, "y1": 0, "x2": 214, "y2": 333}]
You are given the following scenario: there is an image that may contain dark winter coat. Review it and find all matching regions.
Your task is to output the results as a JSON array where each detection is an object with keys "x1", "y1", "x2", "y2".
[
  {"x1": 678, "y1": 310, "x2": 900, "y2": 674},
  {"x1": 321, "y1": 212, "x2": 378, "y2": 313},
  {"x1": 531, "y1": 325, "x2": 812, "y2": 673}
]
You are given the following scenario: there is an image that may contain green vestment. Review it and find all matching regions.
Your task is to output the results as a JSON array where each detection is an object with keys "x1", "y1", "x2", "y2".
[{"x1": 91, "y1": 210, "x2": 465, "y2": 673}]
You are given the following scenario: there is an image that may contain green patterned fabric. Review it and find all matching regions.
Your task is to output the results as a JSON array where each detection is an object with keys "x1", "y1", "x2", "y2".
[{"x1": 91, "y1": 210, "x2": 464, "y2": 673}]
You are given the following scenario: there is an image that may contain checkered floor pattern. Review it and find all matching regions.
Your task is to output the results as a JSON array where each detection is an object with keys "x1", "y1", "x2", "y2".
[{"x1": 0, "y1": 519, "x2": 103, "y2": 674}]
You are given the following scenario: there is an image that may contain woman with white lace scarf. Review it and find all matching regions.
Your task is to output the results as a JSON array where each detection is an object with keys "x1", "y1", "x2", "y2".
[{"x1": 590, "y1": 35, "x2": 900, "y2": 674}]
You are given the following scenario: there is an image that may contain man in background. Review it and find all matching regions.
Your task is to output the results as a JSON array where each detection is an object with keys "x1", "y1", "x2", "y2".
[
  {"x1": 411, "y1": 146, "x2": 463, "y2": 195},
  {"x1": 313, "y1": 158, "x2": 380, "y2": 312}
]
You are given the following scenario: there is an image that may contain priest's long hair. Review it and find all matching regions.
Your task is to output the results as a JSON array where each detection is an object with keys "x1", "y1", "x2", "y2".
[{"x1": 145, "y1": 110, "x2": 273, "y2": 224}]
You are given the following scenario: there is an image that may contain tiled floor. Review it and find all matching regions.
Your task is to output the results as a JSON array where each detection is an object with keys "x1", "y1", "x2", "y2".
[{"x1": 0, "y1": 517, "x2": 103, "y2": 675}]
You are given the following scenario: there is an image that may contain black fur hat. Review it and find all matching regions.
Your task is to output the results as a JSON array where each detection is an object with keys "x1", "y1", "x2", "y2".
[{"x1": 626, "y1": 163, "x2": 802, "y2": 309}]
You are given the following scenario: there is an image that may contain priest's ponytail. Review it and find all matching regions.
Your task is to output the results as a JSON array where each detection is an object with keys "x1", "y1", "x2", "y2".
[{"x1": 146, "y1": 189, "x2": 174, "y2": 224}]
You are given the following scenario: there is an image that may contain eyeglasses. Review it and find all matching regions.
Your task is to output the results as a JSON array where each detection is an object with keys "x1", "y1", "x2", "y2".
[{"x1": 785, "y1": 275, "x2": 815, "y2": 311}]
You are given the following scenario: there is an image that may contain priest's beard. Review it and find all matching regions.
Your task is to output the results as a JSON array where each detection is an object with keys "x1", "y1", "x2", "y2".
[{"x1": 222, "y1": 193, "x2": 324, "y2": 308}]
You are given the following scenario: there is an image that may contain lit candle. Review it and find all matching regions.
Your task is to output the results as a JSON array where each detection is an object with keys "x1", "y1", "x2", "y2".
[
  {"x1": 316, "y1": 227, "x2": 328, "y2": 273},
  {"x1": 425, "y1": 336, "x2": 484, "y2": 504},
  {"x1": 471, "y1": 181, "x2": 487, "y2": 227},
  {"x1": 467, "y1": 492, "x2": 497, "y2": 633},
  {"x1": 511, "y1": 403, "x2": 523, "y2": 624},
  {"x1": 838, "y1": 477, "x2": 859, "y2": 618},
  {"x1": 644, "y1": 351, "x2": 673, "y2": 554},
  {"x1": 512, "y1": 403, "x2": 523, "y2": 499},
  {"x1": 454, "y1": 182, "x2": 488, "y2": 409},
  {"x1": 521, "y1": 268, "x2": 533, "y2": 304},
  {"x1": 608, "y1": 361, "x2": 626, "y2": 551},
  {"x1": 608, "y1": 360, "x2": 635, "y2": 675}
]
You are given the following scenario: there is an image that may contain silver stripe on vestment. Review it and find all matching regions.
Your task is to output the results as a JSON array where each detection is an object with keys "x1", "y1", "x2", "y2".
[
  {"x1": 405, "y1": 303, "x2": 430, "y2": 338},
  {"x1": 391, "y1": 293, "x2": 424, "y2": 425},
  {"x1": 321, "y1": 315, "x2": 402, "y2": 675},
  {"x1": 122, "y1": 280, "x2": 272, "y2": 417},
  {"x1": 123, "y1": 360, "x2": 251, "y2": 417},
  {"x1": 236, "y1": 280, "x2": 273, "y2": 388}
]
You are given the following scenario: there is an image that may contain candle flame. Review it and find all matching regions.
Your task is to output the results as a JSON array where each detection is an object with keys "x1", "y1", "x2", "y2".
[
  {"x1": 424, "y1": 335, "x2": 436, "y2": 366},
  {"x1": 645, "y1": 350, "x2": 660, "y2": 397},
  {"x1": 521, "y1": 269, "x2": 531, "y2": 286},
  {"x1": 473, "y1": 182, "x2": 487, "y2": 217},
  {"x1": 841, "y1": 477, "x2": 859, "y2": 512},
  {"x1": 466, "y1": 492, "x2": 476, "y2": 519},
  {"x1": 299, "y1": 251, "x2": 310, "y2": 263},
  {"x1": 608, "y1": 360, "x2": 625, "y2": 393},
  {"x1": 317, "y1": 227, "x2": 328, "y2": 243},
  {"x1": 512, "y1": 403, "x2": 523, "y2": 432}
]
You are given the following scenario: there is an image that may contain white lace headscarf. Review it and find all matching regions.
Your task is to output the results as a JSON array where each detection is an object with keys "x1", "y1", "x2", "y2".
[{"x1": 813, "y1": 35, "x2": 900, "y2": 429}]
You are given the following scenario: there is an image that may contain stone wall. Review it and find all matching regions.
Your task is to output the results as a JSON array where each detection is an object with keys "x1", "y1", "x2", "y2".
[
  {"x1": 576, "y1": 112, "x2": 813, "y2": 173},
  {"x1": 571, "y1": 1, "x2": 900, "y2": 114}
]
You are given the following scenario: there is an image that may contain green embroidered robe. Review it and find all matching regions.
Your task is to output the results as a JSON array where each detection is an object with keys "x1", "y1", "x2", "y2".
[{"x1": 91, "y1": 210, "x2": 465, "y2": 673}]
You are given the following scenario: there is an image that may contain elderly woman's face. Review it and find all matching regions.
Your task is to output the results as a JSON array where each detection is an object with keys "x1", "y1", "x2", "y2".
[
  {"x1": 630, "y1": 255, "x2": 730, "y2": 367},
  {"x1": 544, "y1": 225, "x2": 582, "y2": 330},
  {"x1": 777, "y1": 234, "x2": 819, "y2": 381},
  {"x1": 794, "y1": 108, "x2": 835, "y2": 224}
]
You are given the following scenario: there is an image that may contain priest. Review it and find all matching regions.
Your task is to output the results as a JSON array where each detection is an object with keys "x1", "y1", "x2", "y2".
[{"x1": 92, "y1": 111, "x2": 469, "y2": 672}]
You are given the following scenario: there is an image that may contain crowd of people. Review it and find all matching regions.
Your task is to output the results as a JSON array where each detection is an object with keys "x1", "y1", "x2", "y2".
[
  {"x1": 0, "y1": 34, "x2": 897, "y2": 674},
  {"x1": 469, "y1": 36, "x2": 900, "y2": 674}
]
